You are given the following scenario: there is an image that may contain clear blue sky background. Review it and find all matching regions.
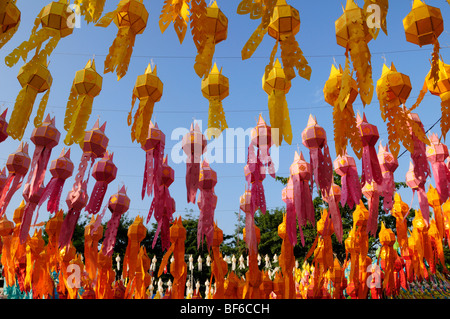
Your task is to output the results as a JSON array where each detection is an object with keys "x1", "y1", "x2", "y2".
[{"x1": 0, "y1": 0, "x2": 448, "y2": 239}]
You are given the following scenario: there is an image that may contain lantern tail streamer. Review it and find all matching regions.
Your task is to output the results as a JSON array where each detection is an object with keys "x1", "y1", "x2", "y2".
[
  {"x1": 268, "y1": 89, "x2": 292, "y2": 146},
  {"x1": 279, "y1": 34, "x2": 311, "y2": 81},
  {"x1": 8, "y1": 86, "x2": 37, "y2": 140},
  {"x1": 327, "y1": 193, "x2": 343, "y2": 242},
  {"x1": 207, "y1": 98, "x2": 228, "y2": 140},
  {"x1": 431, "y1": 163, "x2": 449, "y2": 203},
  {"x1": 58, "y1": 209, "x2": 82, "y2": 249},
  {"x1": 104, "y1": 27, "x2": 135, "y2": 80},
  {"x1": 0, "y1": 174, "x2": 23, "y2": 216},
  {"x1": 361, "y1": 143, "x2": 383, "y2": 187},
  {"x1": 85, "y1": 181, "x2": 108, "y2": 215},
  {"x1": 64, "y1": 95, "x2": 94, "y2": 146},
  {"x1": 197, "y1": 191, "x2": 215, "y2": 249},
  {"x1": 131, "y1": 98, "x2": 154, "y2": 145},
  {"x1": 38, "y1": 177, "x2": 65, "y2": 214},
  {"x1": 194, "y1": 35, "x2": 215, "y2": 79},
  {"x1": 440, "y1": 91, "x2": 450, "y2": 140},
  {"x1": 366, "y1": 191, "x2": 380, "y2": 236},
  {"x1": 186, "y1": 160, "x2": 200, "y2": 204},
  {"x1": 348, "y1": 33, "x2": 373, "y2": 106},
  {"x1": 190, "y1": 0, "x2": 207, "y2": 52},
  {"x1": 381, "y1": 171, "x2": 395, "y2": 212},
  {"x1": 102, "y1": 212, "x2": 122, "y2": 257}
]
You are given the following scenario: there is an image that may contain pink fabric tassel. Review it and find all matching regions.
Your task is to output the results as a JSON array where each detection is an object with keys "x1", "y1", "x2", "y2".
[
  {"x1": 245, "y1": 210, "x2": 258, "y2": 253},
  {"x1": 150, "y1": 187, "x2": 174, "y2": 251},
  {"x1": 101, "y1": 211, "x2": 122, "y2": 257},
  {"x1": 30, "y1": 147, "x2": 52, "y2": 196},
  {"x1": 38, "y1": 177, "x2": 65, "y2": 214},
  {"x1": 0, "y1": 174, "x2": 24, "y2": 216},
  {"x1": 411, "y1": 134, "x2": 430, "y2": 184},
  {"x1": 186, "y1": 161, "x2": 200, "y2": 204},
  {"x1": 58, "y1": 208, "x2": 82, "y2": 248},
  {"x1": 197, "y1": 190, "x2": 216, "y2": 249},
  {"x1": 431, "y1": 162, "x2": 449, "y2": 203},
  {"x1": 340, "y1": 166, "x2": 362, "y2": 209},
  {"x1": 142, "y1": 149, "x2": 155, "y2": 199},
  {"x1": 327, "y1": 194, "x2": 343, "y2": 242},
  {"x1": 85, "y1": 181, "x2": 108, "y2": 215},
  {"x1": 361, "y1": 145, "x2": 383, "y2": 187},
  {"x1": 310, "y1": 145, "x2": 333, "y2": 197},
  {"x1": 19, "y1": 201, "x2": 38, "y2": 244},
  {"x1": 366, "y1": 191, "x2": 380, "y2": 237},
  {"x1": 380, "y1": 171, "x2": 395, "y2": 212}
]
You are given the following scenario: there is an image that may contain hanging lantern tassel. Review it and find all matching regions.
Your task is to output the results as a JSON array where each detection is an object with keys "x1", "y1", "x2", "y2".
[
  {"x1": 148, "y1": 156, "x2": 175, "y2": 252},
  {"x1": 245, "y1": 144, "x2": 266, "y2": 215},
  {"x1": 0, "y1": 0, "x2": 21, "y2": 49},
  {"x1": 74, "y1": 0, "x2": 107, "y2": 24},
  {"x1": 58, "y1": 180, "x2": 89, "y2": 248},
  {"x1": 427, "y1": 134, "x2": 449, "y2": 203},
  {"x1": 194, "y1": 1, "x2": 227, "y2": 78},
  {"x1": 334, "y1": 152, "x2": 362, "y2": 210},
  {"x1": 266, "y1": 0, "x2": 311, "y2": 82},
  {"x1": 197, "y1": 160, "x2": 217, "y2": 249},
  {"x1": 201, "y1": 63, "x2": 229, "y2": 139},
  {"x1": 263, "y1": 59, "x2": 292, "y2": 146},
  {"x1": 5, "y1": 0, "x2": 73, "y2": 67},
  {"x1": 64, "y1": 59, "x2": 102, "y2": 146},
  {"x1": 323, "y1": 183, "x2": 343, "y2": 243},
  {"x1": 0, "y1": 142, "x2": 31, "y2": 216},
  {"x1": 302, "y1": 114, "x2": 333, "y2": 197},
  {"x1": 8, "y1": 57, "x2": 52, "y2": 141},
  {"x1": 182, "y1": 123, "x2": 207, "y2": 204},
  {"x1": 240, "y1": 189, "x2": 258, "y2": 253},
  {"x1": 19, "y1": 115, "x2": 61, "y2": 242},
  {"x1": 129, "y1": 64, "x2": 163, "y2": 145},
  {"x1": 357, "y1": 113, "x2": 383, "y2": 187},
  {"x1": 324, "y1": 63, "x2": 362, "y2": 158},
  {"x1": 375, "y1": 63, "x2": 417, "y2": 158},
  {"x1": 335, "y1": 0, "x2": 374, "y2": 106},
  {"x1": 141, "y1": 122, "x2": 165, "y2": 200},
  {"x1": 96, "y1": 0, "x2": 148, "y2": 80},
  {"x1": 289, "y1": 151, "x2": 313, "y2": 242},
  {"x1": 101, "y1": 186, "x2": 130, "y2": 257},
  {"x1": 85, "y1": 151, "x2": 117, "y2": 215},
  {"x1": 403, "y1": 0, "x2": 443, "y2": 90},
  {"x1": 406, "y1": 162, "x2": 430, "y2": 226},
  {"x1": 408, "y1": 113, "x2": 431, "y2": 184},
  {"x1": 377, "y1": 143, "x2": 399, "y2": 212},
  {"x1": 38, "y1": 148, "x2": 74, "y2": 214}
]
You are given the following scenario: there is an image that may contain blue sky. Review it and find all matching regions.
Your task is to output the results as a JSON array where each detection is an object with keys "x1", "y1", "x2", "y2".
[{"x1": 0, "y1": 0, "x2": 449, "y2": 240}]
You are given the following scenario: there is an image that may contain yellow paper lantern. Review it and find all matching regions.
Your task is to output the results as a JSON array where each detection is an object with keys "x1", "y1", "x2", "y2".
[
  {"x1": 64, "y1": 59, "x2": 103, "y2": 146},
  {"x1": 96, "y1": 0, "x2": 148, "y2": 80},
  {"x1": 5, "y1": 0, "x2": 73, "y2": 67},
  {"x1": 262, "y1": 58, "x2": 292, "y2": 146},
  {"x1": 403, "y1": 0, "x2": 443, "y2": 88},
  {"x1": 201, "y1": 63, "x2": 229, "y2": 139},
  {"x1": 128, "y1": 64, "x2": 163, "y2": 145},
  {"x1": 335, "y1": 0, "x2": 373, "y2": 106},
  {"x1": 194, "y1": 1, "x2": 228, "y2": 78},
  {"x1": 8, "y1": 57, "x2": 52, "y2": 140},
  {"x1": 0, "y1": 0, "x2": 21, "y2": 49},
  {"x1": 323, "y1": 63, "x2": 361, "y2": 158}
]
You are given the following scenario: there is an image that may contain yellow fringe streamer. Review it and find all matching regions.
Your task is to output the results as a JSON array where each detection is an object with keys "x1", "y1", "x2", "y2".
[
  {"x1": 190, "y1": 0, "x2": 207, "y2": 52},
  {"x1": 64, "y1": 95, "x2": 94, "y2": 146},
  {"x1": 64, "y1": 86, "x2": 78, "y2": 132},
  {"x1": 239, "y1": 0, "x2": 276, "y2": 60},
  {"x1": 159, "y1": 0, "x2": 190, "y2": 44},
  {"x1": 337, "y1": 56, "x2": 352, "y2": 112},
  {"x1": 104, "y1": 27, "x2": 135, "y2": 81},
  {"x1": 34, "y1": 89, "x2": 50, "y2": 127},
  {"x1": 75, "y1": 0, "x2": 106, "y2": 23},
  {"x1": 363, "y1": 0, "x2": 388, "y2": 39},
  {"x1": 279, "y1": 34, "x2": 312, "y2": 82},
  {"x1": 130, "y1": 97, "x2": 155, "y2": 145},
  {"x1": 429, "y1": 40, "x2": 440, "y2": 90},
  {"x1": 268, "y1": 90, "x2": 292, "y2": 146},
  {"x1": 440, "y1": 91, "x2": 450, "y2": 141},
  {"x1": 8, "y1": 86, "x2": 38, "y2": 140},
  {"x1": 194, "y1": 35, "x2": 215, "y2": 79},
  {"x1": 0, "y1": 23, "x2": 20, "y2": 50},
  {"x1": 207, "y1": 98, "x2": 228, "y2": 140}
]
